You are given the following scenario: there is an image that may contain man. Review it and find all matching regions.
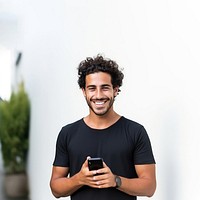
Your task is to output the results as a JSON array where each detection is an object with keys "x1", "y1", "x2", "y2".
[{"x1": 50, "y1": 55, "x2": 156, "y2": 200}]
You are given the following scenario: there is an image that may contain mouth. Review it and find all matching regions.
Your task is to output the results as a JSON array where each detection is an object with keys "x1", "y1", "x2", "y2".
[{"x1": 91, "y1": 99, "x2": 108, "y2": 106}]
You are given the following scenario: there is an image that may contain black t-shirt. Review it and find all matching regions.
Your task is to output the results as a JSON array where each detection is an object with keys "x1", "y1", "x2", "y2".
[{"x1": 53, "y1": 117, "x2": 155, "y2": 200}]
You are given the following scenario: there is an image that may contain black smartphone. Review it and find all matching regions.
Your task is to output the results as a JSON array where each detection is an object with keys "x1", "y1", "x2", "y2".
[{"x1": 88, "y1": 157, "x2": 103, "y2": 171}]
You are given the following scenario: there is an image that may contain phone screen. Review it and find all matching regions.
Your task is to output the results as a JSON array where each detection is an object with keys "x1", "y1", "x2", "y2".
[{"x1": 88, "y1": 158, "x2": 103, "y2": 171}]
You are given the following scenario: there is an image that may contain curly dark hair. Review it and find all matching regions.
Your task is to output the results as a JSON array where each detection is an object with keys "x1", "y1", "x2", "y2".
[{"x1": 77, "y1": 55, "x2": 124, "y2": 92}]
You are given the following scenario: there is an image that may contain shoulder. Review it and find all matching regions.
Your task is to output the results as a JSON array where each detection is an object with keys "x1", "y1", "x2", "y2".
[
  {"x1": 120, "y1": 117, "x2": 149, "y2": 140},
  {"x1": 58, "y1": 119, "x2": 83, "y2": 139},
  {"x1": 120, "y1": 116, "x2": 145, "y2": 131},
  {"x1": 62, "y1": 119, "x2": 83, "y2": 131}
]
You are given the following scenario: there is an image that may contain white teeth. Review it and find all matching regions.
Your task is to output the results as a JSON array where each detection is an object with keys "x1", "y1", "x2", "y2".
[{"x1": 95, "y1": 102, "x2": 104, "y2": 105}]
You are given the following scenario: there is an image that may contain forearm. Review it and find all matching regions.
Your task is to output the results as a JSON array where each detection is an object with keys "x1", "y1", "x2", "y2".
[
  {"x1": 50, "y1": 173, "x2": 83, "y2": 198},
  {"x1": 118, "y1": 176, "x2": 156, "y2": 197}
]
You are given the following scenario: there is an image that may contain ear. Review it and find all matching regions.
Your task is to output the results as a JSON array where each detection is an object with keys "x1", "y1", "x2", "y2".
[
  {"x1": 82, "y1": 88, "x2": 86, "y2": 97},
  {"x1": 114, "y1": 87, "x2": 119, "y2": 97}
]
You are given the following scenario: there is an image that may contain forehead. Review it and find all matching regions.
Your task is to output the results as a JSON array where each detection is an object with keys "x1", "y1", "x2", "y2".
[{"x1": 85, "y1": 72, "x2": 112, "y2": 86}]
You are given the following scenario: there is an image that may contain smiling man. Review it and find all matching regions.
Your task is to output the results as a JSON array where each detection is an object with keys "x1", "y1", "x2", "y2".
[
  {"x1": 50, "y1": 55, "x2": 156, "y2": 200},
  {"x1": 84, "y1": 72, "x2": 117, "y2": 117}
]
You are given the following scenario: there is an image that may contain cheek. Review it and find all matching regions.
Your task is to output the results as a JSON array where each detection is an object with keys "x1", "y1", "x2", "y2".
[{"x1": 85, "y1": 93, "x2": 94, "y2": 101}]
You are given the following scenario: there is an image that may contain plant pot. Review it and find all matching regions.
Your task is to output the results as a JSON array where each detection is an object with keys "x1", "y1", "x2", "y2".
[{"x1": 4, "y1": 173, "x2": 29, "y2": 198}]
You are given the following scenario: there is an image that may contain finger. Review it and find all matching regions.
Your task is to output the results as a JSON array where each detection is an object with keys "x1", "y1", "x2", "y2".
[
  {"x1": 83, "y1": 156, "x2": 91, "y2": 167},
  {"x1": 102, "y1": 161, "x2": 107, "y2": 168},
  {"x1": 87, "y1": 156, "x2": 91, "y2": 160},
  {"x1": 97, "y1": 162, "x2": 109, "y2": 174}
]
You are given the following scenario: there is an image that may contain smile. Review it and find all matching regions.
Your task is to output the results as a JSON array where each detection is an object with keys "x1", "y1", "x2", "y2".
[
  {"x1": 91, "y1": 99, "x2": 108, "y2": 105},
  {"x1": 95, "y1": 101, "x2": 105, "y2": 105}
]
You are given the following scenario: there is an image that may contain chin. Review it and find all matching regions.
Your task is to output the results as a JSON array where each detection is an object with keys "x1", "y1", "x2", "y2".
[{"x1": 94, "y1": 110, "x2": 109, "y2": 116}]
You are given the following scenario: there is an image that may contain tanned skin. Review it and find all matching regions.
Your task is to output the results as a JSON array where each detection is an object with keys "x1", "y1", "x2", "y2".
[{"x1": 50, "y1": 72, "x2": 156, "y2": 198}]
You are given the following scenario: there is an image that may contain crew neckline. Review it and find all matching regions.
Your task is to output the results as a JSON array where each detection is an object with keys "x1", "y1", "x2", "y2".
[{"x1": 81, "y1": 116, "x2": 124, "y2": 131}]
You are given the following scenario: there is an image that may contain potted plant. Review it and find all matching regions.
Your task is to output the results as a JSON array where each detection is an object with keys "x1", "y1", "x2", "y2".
[{"x1": 0, "y1": 81, "x2": 30, "y2": 198}]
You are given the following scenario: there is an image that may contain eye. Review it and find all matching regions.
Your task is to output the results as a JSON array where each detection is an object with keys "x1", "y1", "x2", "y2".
[
  {"x1": 102, "y1": 86, "x2": 110, "y2": 91},
  {"x1": 88, "y1": 87, "x2": 95, "y2": 91}
]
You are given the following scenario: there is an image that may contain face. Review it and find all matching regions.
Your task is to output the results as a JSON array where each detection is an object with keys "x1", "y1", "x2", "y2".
[{"x1": 82, "y1": 72, "x2": 118, "y2": 116}]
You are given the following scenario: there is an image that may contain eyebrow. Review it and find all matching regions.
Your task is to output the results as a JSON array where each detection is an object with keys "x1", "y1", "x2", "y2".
[
  {"x1": 86, "y1": 84, "x2": 112, "y2": 88},
  {"x1": 101, "y1": 84, "x2": 112, "y2": 87}
]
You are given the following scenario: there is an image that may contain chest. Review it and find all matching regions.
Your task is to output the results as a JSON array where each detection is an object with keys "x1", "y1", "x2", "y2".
[{"x1": 67, "y1": 126, "x2": 135, "y2": 165}]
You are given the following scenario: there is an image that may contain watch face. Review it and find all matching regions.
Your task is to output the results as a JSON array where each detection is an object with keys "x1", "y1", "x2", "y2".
[{"x1": 115, "y1": 176, "x2": 121, "y2": 188}]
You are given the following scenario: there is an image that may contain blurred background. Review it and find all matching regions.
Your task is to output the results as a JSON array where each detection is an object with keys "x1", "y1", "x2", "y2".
[{"x1": 0, "y1": 0, "x2": 200, "y2": 200}]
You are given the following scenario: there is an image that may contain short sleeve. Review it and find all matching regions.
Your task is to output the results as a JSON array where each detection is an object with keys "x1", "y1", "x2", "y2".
[
  {"x1": 53, "y1": 127, "x2": 69, "y2": 167},
  {"x1": 133, "y1": 126, "x2": 156, "y2": 165}
]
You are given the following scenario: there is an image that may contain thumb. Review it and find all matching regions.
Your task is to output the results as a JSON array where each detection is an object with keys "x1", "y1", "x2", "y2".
[
  {"x1": 83, "y1": 156, "x2": 91, "y2": 167},
  {"x1": 103, "y1": 160, "x2": 107, "y2": 168}
]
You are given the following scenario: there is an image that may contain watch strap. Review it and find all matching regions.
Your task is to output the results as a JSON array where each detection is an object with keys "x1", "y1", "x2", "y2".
[{"x1": 115, "y1": 175, "x2": 122, "y2": 188}]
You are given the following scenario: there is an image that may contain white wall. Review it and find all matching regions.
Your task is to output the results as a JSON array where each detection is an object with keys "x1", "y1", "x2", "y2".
[{"x1": 1, "y1": 0, "x2": 200, "y2": 200}]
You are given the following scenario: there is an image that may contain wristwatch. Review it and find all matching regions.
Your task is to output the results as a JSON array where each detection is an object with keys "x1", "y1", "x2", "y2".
[{"x1": 115, "y1": 175, "x2": 122, "y2": 188}]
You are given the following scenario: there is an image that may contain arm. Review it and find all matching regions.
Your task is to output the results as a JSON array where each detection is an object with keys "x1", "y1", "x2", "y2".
[
  {"x1": 91, "y1": 163, "x2": 156, "y2": 197},
  {"x1": 50, "y1": 166, "x2": 80, "y2": 198},
  {"x1": 50, "y1": 157, "x2": 102, "y2": 198},
  {"x1": 118, "y1": 164, "x2": 156, "y2": 197}
]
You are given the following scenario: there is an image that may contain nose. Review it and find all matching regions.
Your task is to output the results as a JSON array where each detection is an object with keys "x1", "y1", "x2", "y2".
[{"x1": 95, "y1": 88, "x2": 103, "y2": 99}]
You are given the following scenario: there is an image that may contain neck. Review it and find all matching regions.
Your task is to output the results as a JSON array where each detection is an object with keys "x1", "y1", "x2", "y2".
[{"x1": 84, "y1": 110, "x2": 121, "y2": 129}]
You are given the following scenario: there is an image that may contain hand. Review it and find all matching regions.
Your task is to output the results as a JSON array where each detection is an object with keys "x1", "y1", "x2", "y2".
[
  {"x1": 77, "y1": 157, "x2": 98, "y2": 187},
  {"x1": 89, "y1": 161, "x2": 116, "y2": 189}
]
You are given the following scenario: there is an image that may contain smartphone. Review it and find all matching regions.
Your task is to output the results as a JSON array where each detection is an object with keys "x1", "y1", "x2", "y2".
[{"x1": 88, "y1": 157, "x2": 103, "y2": 171}]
